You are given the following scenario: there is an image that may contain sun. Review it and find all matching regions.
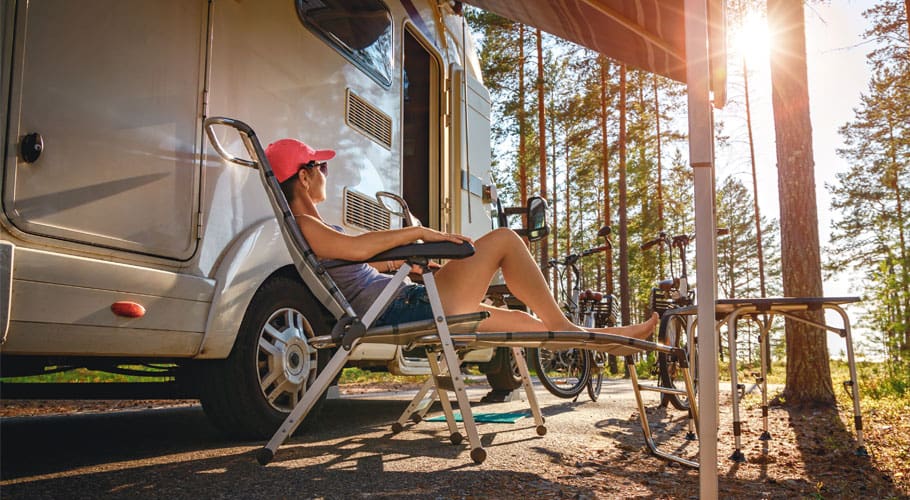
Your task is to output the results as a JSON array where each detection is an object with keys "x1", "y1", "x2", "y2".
[{"x1": 732, "y1": 12, "x2": 771, "y2": 68}]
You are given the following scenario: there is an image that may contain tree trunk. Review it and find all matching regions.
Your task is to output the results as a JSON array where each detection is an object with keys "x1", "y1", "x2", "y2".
[
  {"x1": 768, "y1": 0, "x2": 834, "y2": 407},
  {"x1": 619, "y1": 64, "x2": 631, "y2": 375},
  {"x1": 744, "y1": 48, "x2": 771, "y2": 374},
  {"x1": 618, "y1": 65, "x2": 630, "y2": 327},
  {"x1": 518, "y1": 24, "x2": 527, "y2": 209},
  {"x1": 600, "y1": 58, "x2": 614, "y2": 295},
  {"x1": 653, "y1": 75, "x2": 665, "y2": 275},
  {"x1": 565, "y1": 142, "x2": 571, "y2": 290},
  {"x1": 601, "y1": 57, "x2": 618, "y2": 374},
  {"x1": 550, "y1": 115, "x2": 558, "y2": 282},
  {"x1": 906, "y1": 0, "x2": 910, "y2": 44},
  {"x1": 536, "y1": 29, "x2": 548, "y2": 281},
  {"x1": 886, "y1": 118, "x2": 910, "y2": 356}
]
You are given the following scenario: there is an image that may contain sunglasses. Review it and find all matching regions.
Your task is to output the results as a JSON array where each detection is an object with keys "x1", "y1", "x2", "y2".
[{"x1": 300, "y1": 161, "x2": 328, "y2": 178}]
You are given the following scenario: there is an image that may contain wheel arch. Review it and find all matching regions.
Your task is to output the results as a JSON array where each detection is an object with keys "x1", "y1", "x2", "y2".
[{"x1": 196, "y1": 218, "x2": 299, "y2": 359}]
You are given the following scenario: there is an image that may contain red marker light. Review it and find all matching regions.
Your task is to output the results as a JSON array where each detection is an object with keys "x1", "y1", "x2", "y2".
[{"x1": 111, "y1": 301, "x2": 146, "y2": 318}]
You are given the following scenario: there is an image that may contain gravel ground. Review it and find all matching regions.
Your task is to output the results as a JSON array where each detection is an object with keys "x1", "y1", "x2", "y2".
[{"x1": 1, "y1": 379, "x2": 905, "y2": 499}]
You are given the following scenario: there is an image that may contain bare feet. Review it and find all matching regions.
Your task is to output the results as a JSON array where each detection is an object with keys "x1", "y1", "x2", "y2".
[{"x1": 589, "y1": 312, "x2": 659, "y2": 340}]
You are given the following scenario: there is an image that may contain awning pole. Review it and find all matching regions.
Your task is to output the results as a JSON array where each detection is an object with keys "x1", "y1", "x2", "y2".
[{"x1": 684, "y1": 0, "x2": 719, "y2": 498}]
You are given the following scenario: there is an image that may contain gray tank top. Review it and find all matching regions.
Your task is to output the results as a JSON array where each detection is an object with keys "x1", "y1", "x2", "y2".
[{"x1": 322, "y1": 226, "x2": 411, "y2": 316}]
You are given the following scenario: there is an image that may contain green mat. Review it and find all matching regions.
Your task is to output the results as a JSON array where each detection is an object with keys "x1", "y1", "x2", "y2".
[{"x1": 426, "y1": 410, "x2": 530, "y2": 423}]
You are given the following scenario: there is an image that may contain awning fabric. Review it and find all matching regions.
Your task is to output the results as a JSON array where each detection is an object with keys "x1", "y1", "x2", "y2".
[{"x1": 461, "y1": 0, "x2": 726, "y2": 104}]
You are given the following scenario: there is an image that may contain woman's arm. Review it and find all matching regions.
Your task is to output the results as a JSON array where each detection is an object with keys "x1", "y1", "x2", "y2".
[{"x1": 295, "y1": 214, "x2": 471, "y2": 261}]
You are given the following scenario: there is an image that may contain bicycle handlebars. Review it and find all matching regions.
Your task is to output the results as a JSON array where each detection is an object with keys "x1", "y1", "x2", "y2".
[
  {"x1": 548, "y1": 245, "x2": 609, "y2": 268},
  {"x1": 640, "y1": 234, "x2": 665, "y2": 251},
  {"x1": 581, "y1": 245, "x2": 609, "y2": 257},
  {"x1": 640, "y1": 228, "x2": 728, "y2": 251}
]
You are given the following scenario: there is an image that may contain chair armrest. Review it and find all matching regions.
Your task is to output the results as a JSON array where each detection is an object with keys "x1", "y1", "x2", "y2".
[
  {"x1": 326, "y1": 241, "x2": 475, "y2": 268},
  {"x1": 371, "y1": 241, "x2": 474, "y2": 261}
]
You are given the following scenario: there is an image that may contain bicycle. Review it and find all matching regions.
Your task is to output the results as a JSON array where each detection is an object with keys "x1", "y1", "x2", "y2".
[
  {"x1": 528, "y1": 226, "x2": 618, "y2": 400},
  {"x1": 641, "y1": 228, "x2": 727, "y2": 409}
]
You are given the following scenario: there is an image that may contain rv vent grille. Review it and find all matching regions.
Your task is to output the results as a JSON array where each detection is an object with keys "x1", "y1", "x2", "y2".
[
  {"x1": 346, "y1": 90, "x2": 393, "y2": 149},
  {"x1": 344, "y1": 189, "x2": 391, "y2": 232}
]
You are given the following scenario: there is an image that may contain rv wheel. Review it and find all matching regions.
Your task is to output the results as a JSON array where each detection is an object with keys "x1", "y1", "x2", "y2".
[
  {"x1": 198, "y1": 273, "x2": 331, "y2": 440},
  {"x1": 484, "y1": 347, "x2": 523, "y2": 391}
]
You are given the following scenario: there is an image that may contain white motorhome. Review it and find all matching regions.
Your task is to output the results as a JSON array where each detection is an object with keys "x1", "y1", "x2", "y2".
[{"x1": 0, "y1": 0, "x2": 523, "y2": 438}]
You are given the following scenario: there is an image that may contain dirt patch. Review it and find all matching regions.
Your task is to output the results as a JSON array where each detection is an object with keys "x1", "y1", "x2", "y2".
[
  {"x1": 0, "y1": 382, "x2": 424, "y2": 417},
  {"x1": 554, "y1": 395, "x2": 908, "y2": 499},
  {"x1": 0, "y1": 399, "x2": 199, "y2": 417}
]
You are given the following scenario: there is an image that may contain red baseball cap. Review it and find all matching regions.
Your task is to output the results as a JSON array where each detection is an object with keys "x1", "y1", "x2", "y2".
[{"x1": 265, "y1": 138, "x2": 336, "y2": 183}]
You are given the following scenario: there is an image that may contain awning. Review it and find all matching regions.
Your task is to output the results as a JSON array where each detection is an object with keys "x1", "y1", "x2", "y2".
[{"x1": 461, "y1": 0, "x2": 727, "y2": 106}]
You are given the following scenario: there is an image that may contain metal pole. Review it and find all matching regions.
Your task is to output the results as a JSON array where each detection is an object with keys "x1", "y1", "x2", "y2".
[{"x1": 684, "y1": 0, "x2": 719, "y2": 497}]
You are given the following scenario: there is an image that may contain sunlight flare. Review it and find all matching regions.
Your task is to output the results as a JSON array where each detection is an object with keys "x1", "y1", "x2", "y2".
[{"x1": 734, "y1": 12, "x2": 772, "y2": 67}]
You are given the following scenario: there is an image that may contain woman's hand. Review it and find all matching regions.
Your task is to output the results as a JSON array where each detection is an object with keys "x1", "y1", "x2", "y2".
[{"x1": 418, "y1": 227, "x2": 473, "y2": 245}]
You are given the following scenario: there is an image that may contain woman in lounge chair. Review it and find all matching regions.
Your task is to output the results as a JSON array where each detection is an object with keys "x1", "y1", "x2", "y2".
[{"x1": 266, "y1": 139, "x2": 658, "y2": 352}]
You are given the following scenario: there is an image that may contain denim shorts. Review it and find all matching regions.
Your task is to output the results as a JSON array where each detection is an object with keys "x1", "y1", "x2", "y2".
[{"x1": 374, "y1": 285, "x2": 435, "y2": 327}]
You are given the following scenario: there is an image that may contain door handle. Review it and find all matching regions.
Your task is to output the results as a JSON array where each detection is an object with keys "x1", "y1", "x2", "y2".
[{"x1": 20, "y1": 133, "x2": 44, "y2": 163}]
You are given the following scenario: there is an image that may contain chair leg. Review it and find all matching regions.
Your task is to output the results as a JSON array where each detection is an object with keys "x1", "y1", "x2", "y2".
[
  {"x1": 427, "y1": 351, "x2": 463, "y2": 442},
  {"x1": 413, "y1": 384, "x2": 440, "y2": 421},
  {"x1": 423, "y1": 273, "x2": 486, "y2": 464},
  {"x1": 392, "y1": 376, "x2": 437, "y2": 433},
  {"x1": 257, "y1": 345, "x2": 353, "y2": 465},
  {"x1": 512, "y1": 347, "x2": 547, "y2": 435}
]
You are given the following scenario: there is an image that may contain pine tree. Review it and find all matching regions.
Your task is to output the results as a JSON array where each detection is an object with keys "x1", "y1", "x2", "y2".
[
  {"x1": 717, "y1": 177, "x2": 782, "y2": 363},
  {"x1": 829, "y1": 0, "x2": 910, "y2": 363},
  {"x1": 768, "y1": 0, "x2": 834, "y2": 407}
]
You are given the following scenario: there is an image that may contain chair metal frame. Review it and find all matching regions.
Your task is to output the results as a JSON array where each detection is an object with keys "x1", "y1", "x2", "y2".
[{"x1": 203, "y1": 116, "x2": 700, "y2": 467}]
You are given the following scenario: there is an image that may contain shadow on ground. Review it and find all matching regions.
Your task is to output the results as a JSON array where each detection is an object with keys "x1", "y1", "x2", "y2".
[
  {"x1": 0, "y1": 397, "x2": 597, "y2": 499},
  {"x1": 3, "y1": 390, "x2": 903, "y2": 499}
]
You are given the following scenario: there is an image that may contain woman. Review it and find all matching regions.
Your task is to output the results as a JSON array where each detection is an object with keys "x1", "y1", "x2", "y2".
[{"x1": 266, "y1": 139, "x2": 658, "y2": 354}]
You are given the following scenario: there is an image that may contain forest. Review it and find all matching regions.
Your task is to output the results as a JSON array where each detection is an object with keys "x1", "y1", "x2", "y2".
[{"x1": 465, "y1": 0, "x2": 908, "y2": 394}]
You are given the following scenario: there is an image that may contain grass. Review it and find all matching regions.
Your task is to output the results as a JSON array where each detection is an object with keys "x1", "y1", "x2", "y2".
[
  {"x1": 1, "y1": 365, "x2": 175, "y2": 383},
  {"x1": 5, "y1": 357, "x2": 903, "y2": 404},
  {"x1": 4, "y1": 365, "x2": 423, "y2": 386},
  {"x1": 336, "y1": 367, "x2": 417, "y2": 385},
  {"x1": 721, "y1": 358, "x2": 908, "y2": 398}
]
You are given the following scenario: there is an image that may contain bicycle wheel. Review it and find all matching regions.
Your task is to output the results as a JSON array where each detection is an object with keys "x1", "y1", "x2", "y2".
[
  {"x1": 586, "y1": 350, "x2": 605, "y2": 401},
  {"x1": 528, "y1": 347, "x2": 591, "y2": 398},
  {"x1": 657, "y1": 312, "x2": 697, "y2": 410}
]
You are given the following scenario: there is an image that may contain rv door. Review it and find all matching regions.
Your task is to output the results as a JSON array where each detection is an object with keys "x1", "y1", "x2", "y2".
[
  {"x1": 448, "y1": 65, "x2": 492, "y2": 238},
  {"x1": 4, "y1": 0, "x2": 206, "y2": 259}
]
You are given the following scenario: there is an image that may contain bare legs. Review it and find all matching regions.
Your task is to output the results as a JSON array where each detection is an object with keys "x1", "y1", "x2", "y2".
[
  {"x1": 433, "y1": 228, "x2": 658, "y2": 339},
  {"x1": 434, "y1": 228, "x2": 571, "y2": 330}
]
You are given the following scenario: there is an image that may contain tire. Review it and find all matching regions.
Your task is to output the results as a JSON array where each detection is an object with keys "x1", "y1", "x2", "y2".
[
  {"x1": 198, "y1": 272, "x2": 332, "y2": 440},
  {"x1": 586, "y1": 351, "x2": 605, "y2": 402},
  {"x1": 485, "y1": 347, "x2": 523, "y2": 391},
  {"x1": 657, "y1": 313, "x2": 697, "y2": 410},
  {"x1": 528, "y1": 347, "x2": 590, "y2": 399}
]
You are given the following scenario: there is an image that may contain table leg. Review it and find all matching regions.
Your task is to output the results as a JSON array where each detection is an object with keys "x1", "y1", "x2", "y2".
[
  {"x1": 758, "y1": 314, "x2": 772, "y2": 441},
  {"x1": 728, "y1": 309, "x2": 746, "y2": 462},
  {"x1": 828, "y1": 304, "x2": 868, "y2": 457}
]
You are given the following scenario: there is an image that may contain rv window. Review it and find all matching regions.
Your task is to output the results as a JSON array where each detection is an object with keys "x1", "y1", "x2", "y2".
[{"x1": 297, "y1": 0, "x2": 393, "y2": 86}]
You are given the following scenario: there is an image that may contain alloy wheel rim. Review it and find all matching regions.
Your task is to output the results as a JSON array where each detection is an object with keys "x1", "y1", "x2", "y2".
[{"x1": 256, "y1": 307, "x2": 317, "y2": 412}]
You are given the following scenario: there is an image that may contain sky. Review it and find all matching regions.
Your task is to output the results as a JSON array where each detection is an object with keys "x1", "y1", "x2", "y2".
[{"x1": 713, "y1": 0, "x2": 877, "y2": 356}]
